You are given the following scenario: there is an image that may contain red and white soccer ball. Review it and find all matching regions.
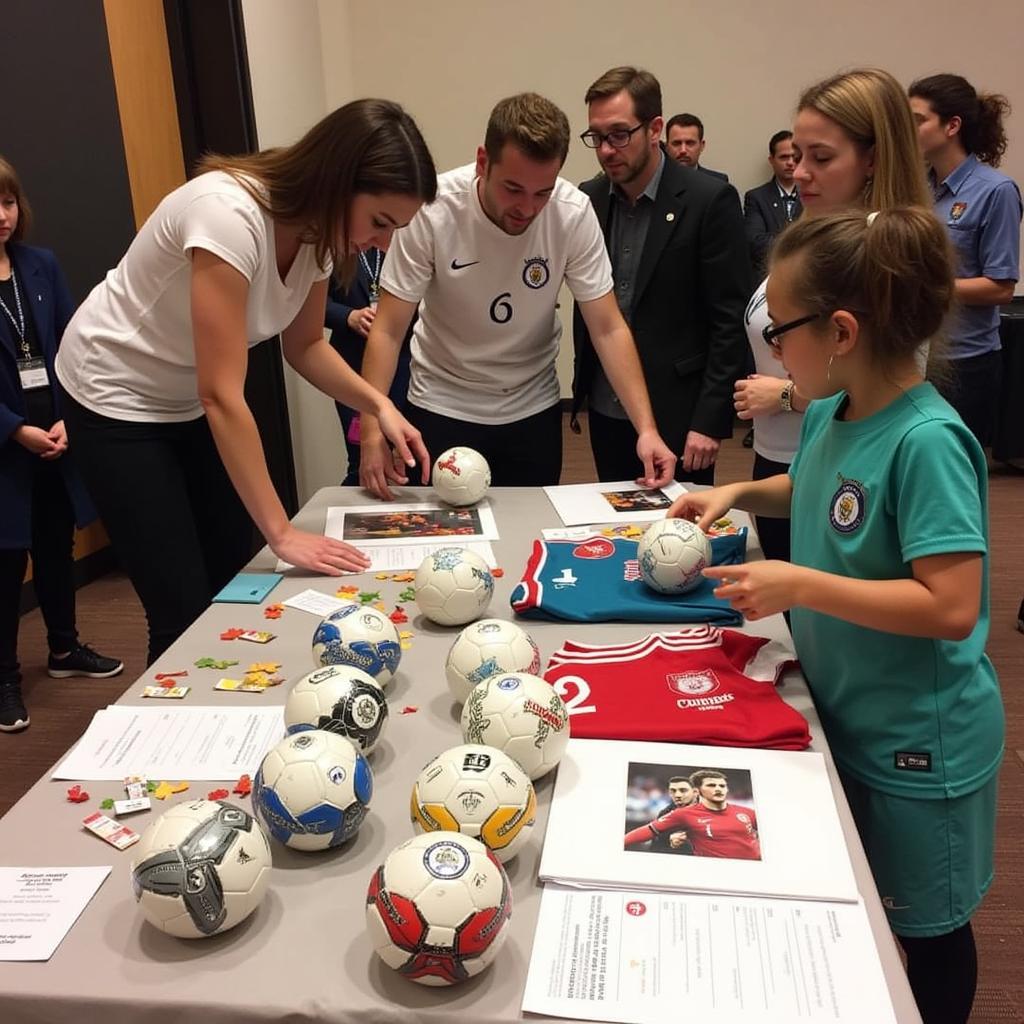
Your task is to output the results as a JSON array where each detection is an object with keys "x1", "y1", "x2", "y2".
[
  {"x1": 411, "y1": 743, "x2": 537, "y2": 862},
  {"x1": 366, "y1": 831, "x2": 512, "y2": 986},
  {"x1": 460, "y1": 672, "x2": 570, "y2": 781},
  {"x1": 415, "y1": 547, "x2": 494, "y2": 626},
  {"x1": 432, "y1": 446, "x2": 491, "y2": 507},
  {"x1": 444, "y1": 618, "x2": 541, "y2": 705},
  {"x1": 637, "y1": 518, "x2": 712, "y2": 594}
]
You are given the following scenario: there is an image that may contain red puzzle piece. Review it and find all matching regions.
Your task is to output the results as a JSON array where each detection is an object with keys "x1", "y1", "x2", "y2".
[
  {"x1": 232, "y1": 774, "x2": 252, "y2": 797},
  {"x1": 66, "y1": 785, "x2": 90, "y2": 804}
]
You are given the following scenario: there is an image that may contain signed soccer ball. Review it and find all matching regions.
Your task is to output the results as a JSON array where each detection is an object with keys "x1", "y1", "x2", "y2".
[
  {"x1": 366, "y1": 831, "x2": 512, "y2": 985},
  {"x1": 415, "y1": 547, "x2": 494, "y2": 626},
  {"x1": 411, "y1": 743, "x2": 536, "y2": 862},
  {"x1": 130, "y1": 800, "x2": 271, "y2": 938},
  {"x1": 460, "y1": 672, "x2": 570, "y2": 781},
  {"x1": 637, "y1": 518, "x2": 712, "y2": 595},
  {"x1": 311, "y1": 603, "x2": 402, "y2": 683},
  {"x1": 444, "y1": 618, "x2": 541, "y2": 705},
  {"x1": 284, "y1": 665, "x2": 389, "y2": 755},
  {"x1": 253, "y1": 730, "x2": 372, "y2": 852},
  {"x1": 432, "y1": 446, "x2": 491, "y2": 507}
]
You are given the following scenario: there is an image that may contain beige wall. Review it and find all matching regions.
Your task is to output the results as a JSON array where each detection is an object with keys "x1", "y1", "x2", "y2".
[{"x1": 243, "y1": 0, "x2": 1024, "y2": 498}]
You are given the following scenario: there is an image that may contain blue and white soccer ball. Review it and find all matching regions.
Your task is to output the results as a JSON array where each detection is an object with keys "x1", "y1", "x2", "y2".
[
  {"x1": 253, "y1": 730, "x2": 373, "y2": 852},
  {"x1": 415, "y1": 547, "x2": 494, "y2": 626},
  {"x1": 130, "y1": 800, "x2": 272, "y2": 938},
  {"x1": 311, "y1": 602, "x2": 401, "y2": 683},
  {"x1": 637, "y1": 518, "x2": 712, "y2": 595},
  {"x1": 284, "y1": 665, "x2": 389, "y2": 756}
]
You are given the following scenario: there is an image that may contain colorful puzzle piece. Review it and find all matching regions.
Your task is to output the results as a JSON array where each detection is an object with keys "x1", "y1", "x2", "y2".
[
  {"x1": 389, "y1": 606, "x2": 409, "y2": 624},
  {"x1": 398, "y1": 587, "x2": 416, "y2": 602},
  {"x1": 263, "y1": 603, "x2": 284, "y2": 620},
  {"x1": 392, "y1": 572, "x2": 416, "y2": 583},
  {"x1": 233, "y1": 774, "x2": 252, "y2": 797},
  {"x1": 219, "y1": 628, "x2": 245, "y2": 641},
  {"x1": 100, "y1": 798, "x2": 115, "y2": 811},
  {"x1": 207, "y1": 788, "x2": 230, "y2": 801},
  {"x1": 66, "y1": 786, "x2": 90, "y2": 804},
  {"x1": 336, "y1": 584, "x2": 360, "y2": 597},
  {"x1": 154, "y1": 670, "x2": 188, "y2": 680},
  {"x1": 358, "y1": 591, "x2": 381, "y2": 605},
  {"x1": 247, "y1": 662, "x2": 280, "y2": 675},
  {"x1": 153, "y1": 781, "x2": 189, "y2": 801},
  {"x1": 492, "y1": 567, "x2": 505, "y2": 578},
  {"x1": 400, "y1": 706, "x2": 419, "y2": 715}
]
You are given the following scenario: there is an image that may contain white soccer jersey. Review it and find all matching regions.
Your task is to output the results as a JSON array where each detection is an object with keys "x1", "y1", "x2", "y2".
[{"x1": 380, "y1": 164, "x2": 613, "y2": 424}]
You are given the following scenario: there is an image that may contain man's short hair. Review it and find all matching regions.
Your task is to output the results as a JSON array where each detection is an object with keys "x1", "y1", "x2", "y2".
[
  {"x1": 689, "y1": 769, "x2": 727, "y2": 789},
  {"x1": 584, "y1": 66, "x2": 662, "y2": 124},
  {"x1": 666, "y1": 113, "x2": 704, "y2": 139},
  {"x1": 769, "y1": 129, "x2": 794, "y2": 156},
  {"x1": 667, "y1": 776, "x2": 691, "y2": 787},
  {"x1": 484, "y1": 93, "x2": 570, "y2": 165}
]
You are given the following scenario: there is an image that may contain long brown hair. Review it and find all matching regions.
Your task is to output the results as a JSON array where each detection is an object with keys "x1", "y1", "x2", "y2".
[
  {"x1": 0, "y1": 156, "x2": 32, "y2": 241},
  {"x1": 198, "y1": 99, "x2": 436, "y2": 276},
  {"x1": 909, "y1": 74, "x2": 1010, "y2": 167}
]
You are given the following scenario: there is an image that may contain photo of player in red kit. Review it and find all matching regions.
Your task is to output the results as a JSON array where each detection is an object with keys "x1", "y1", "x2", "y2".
[{"x1": 624, "y1": 768, "x2": 761, "y2": 860}]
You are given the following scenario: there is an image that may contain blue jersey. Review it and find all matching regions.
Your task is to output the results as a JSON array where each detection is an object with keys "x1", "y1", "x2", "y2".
[{"x1": 511, "y1": 532, "x2": 746, "y2": 624}]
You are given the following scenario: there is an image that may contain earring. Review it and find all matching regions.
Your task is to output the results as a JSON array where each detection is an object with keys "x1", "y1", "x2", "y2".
[
  {"x1": 826, "y1": 353, "x2": 836, "y2": 387},
  {"x1": 862, "y1": 176, "x2": 874, "y2": 203}
]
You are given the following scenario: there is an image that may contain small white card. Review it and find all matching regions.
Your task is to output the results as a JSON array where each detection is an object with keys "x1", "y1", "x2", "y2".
[
  {"x1": 282, "y1": 589, "x2": 352, "y2": 617},
  {"x1": 0, "y1": 867, "x2": 111, "y2": 961}
]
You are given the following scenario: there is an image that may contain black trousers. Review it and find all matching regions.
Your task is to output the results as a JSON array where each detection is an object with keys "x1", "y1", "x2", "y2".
[
  {"x1": 406, "y1": 402, "x2": 563, "y2": 486},
  {"x1": 588, "y1": 409, "x2": 715, "y2": 487},
  {"x1": 64, "y1": 396, "x2": 252, "y2": 665},
  {"x1": 0, "y1": 458, "x2": 79, "y2": 686},
  {"x1": 939, "y1": 350, "x2": 1001, "y2": 448},
  {"x1": 751, "y1": 452, "x2": 791, "y2": 562}
]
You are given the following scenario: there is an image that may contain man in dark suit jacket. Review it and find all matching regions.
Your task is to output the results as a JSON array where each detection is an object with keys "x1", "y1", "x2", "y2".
[
  {"x1": 665, "y1": 113, "x2": 729, "y2": 182},
  {"x1": 574, "y1": 68, "x2": 751, "y2": 485},
  {"x1": 743, "y1": 130, "x2": 801, "y2": 278}
]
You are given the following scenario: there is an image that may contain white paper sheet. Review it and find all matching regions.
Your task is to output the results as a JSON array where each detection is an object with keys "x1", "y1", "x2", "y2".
[
  {"x1": 543, "y1": 481, "x2": 687, "y2": 527},
  {"x1": 0, "y1": 867, "x2": 111, "y2": 961},
  {"x1": 324, "y1": 501, "x2": 499, "y2": 546},
  {"x1": 540, "y1": 739, "x2": 858, "y2": 903},
  {"x1": 52, "y1": 706, "x2": 285, "y2": 781},
  {"x1": 281, "y1": 589, "x2": 353, "y2": 617},
  {"x1": 278, "y1": 539, "x2": 498, "y2": 575},
  {"x1": 522, "y1": 885, "x2": 897, "y2": 1024}
]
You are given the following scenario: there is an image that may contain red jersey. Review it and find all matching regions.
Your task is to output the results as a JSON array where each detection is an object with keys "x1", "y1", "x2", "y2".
[
  {"x1": 543, "y1": 627, "x2": 809, "y2": 750},
  {"x1": 629, "y1": 802, "x2": 761, "y2": 860}
]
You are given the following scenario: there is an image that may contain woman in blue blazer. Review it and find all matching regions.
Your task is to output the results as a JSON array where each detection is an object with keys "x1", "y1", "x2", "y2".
[{"x1": 0, "y1": 158, "x2": 121, "y2": 733}]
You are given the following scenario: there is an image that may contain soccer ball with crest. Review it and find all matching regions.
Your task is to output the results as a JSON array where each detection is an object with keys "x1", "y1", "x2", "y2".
[
  {"x1": 366, "y1": 831, "x2": 512, "y2": 985},
  {"x1": 253, "y1": 730, "x2": 372, "y2": 852},
  {"x1": 432, "y1": 446, "x2": 491, "y2": 506},
  {"x1": 461, "y1": 672, "x2": 570, "y2": 781},
  {"x1": 311, "y1": 602, "x2": 402, "y2": 683},
  {"x1": 445, "y1": 618, "x2": 541, "y2": 705},
  {"x1": 284, "y1": 665, "x2": 389, "y2": 755},
  {"x1": 637, "y1": 518, "x2": 712, "y2": 595},
  {"x1": 130, "y1": 799, "x2": 272, "y2": 938},
  {"x1": 410, "y1": 743, "x2": 536, "y2": 862},
  {"x1": 415, "y1": 547, "x2": 494, "y2": 626}
]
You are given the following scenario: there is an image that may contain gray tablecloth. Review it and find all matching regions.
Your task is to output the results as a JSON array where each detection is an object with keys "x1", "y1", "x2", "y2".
[{"x1": 0, "y1": 487, "x2": 920, "y2": 1023}]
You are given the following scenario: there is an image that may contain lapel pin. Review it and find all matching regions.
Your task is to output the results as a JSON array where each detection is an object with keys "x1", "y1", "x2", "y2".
[{"x1": 666, "y1": 212, "x2": 675, "y2": 222}]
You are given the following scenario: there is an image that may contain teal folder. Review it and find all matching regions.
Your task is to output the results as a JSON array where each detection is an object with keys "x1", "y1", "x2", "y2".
[{"x1": 211, "y1": 573, "x2": 283, "y2": 604}]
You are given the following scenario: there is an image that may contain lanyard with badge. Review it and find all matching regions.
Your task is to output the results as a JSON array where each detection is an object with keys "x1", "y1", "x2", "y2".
[
  {"x1": 0, "y1": 269, "x2": 49, "y2": 390},
  {"x1": 359, "y1": 249, "x2": 382, "y2": 306}
]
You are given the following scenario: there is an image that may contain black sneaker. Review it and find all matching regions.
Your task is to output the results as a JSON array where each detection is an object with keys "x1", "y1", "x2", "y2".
[
  {"x1": 48, "y1": 643, "x2": 124, "y2": 679},
  {"x1": 0, "y1": 682, "x2": 29, "y2": 732}
]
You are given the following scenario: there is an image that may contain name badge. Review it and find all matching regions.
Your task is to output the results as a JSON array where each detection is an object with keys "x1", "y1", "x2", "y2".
[{"x1": 18, "y1": 358, "x2": 49, "y2": 391}]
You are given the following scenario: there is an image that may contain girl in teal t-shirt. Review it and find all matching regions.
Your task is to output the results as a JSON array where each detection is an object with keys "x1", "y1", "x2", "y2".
[{"x1": 669, "y1": 207, "x2": 1004, "y2": 1024}]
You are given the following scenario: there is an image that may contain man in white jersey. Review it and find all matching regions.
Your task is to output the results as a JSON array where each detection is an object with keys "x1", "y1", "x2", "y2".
[{"x1": 358, "y1": 92, "x2": 676, "y2": 498}]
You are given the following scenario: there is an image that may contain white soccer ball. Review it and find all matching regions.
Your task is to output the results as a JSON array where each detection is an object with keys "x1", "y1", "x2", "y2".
[
  {"x1": 252, "y1": 730, "x2": 373, "y2": 852},
  {"x1": 130, "y1": 800, "x2": 272, "y2": 939},
  {"x1": 415, "y1": 547, "x2": 494, "y2": 626},
  {"x1": 366, "y1": 831, "x2": 512, "y2": 986},
  {"x1": 460, "y1": 672, "x2": 570, "y2": 781},
  {"x1": 411, "y1": 743, "x2": 536, "y2": 862},
  {"x1": 311, "y1": 602, "x2": 402, "y2": 683},
  {"x1": 444, "y1": 618, "x2": 541, "y2": 705},
  {"x1": 432, "y1": 446, "x2": 491, "y2": 507},
  {"x1": 637, "y1": 517, "x2": 712, "y2": 594},
  {"x1": 284, "y1": 665, "x2": 389, "y2": 756}
]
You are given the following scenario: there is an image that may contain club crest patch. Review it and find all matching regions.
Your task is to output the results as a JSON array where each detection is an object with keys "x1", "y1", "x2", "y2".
[
  {"x1": 949, "y1": 201, "x2": 968, "y2": 223},
  {"x1": 829, "y1": 475, "x2": 866, "y2": 534},
  {"x1": 666, "y1": 670, "x2": 720, "y2": 696},
  {"x1": 522, "y1": 256, "x2": 550, "y2": 289}
]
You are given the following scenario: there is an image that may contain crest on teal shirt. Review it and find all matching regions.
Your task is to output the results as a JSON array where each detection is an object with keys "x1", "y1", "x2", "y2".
[{"x1": 829, "y1": 474, "x2": 867, "y2": 534}]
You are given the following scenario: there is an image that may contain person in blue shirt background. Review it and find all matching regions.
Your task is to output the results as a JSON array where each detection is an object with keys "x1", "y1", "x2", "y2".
[
  {"x1": 909, "y1": 73, "x2": 1022, "y2": 447},
  {"x1": 671, "y1": 206, "x2": 1004, "y2": 1024},
  {"x1": 324, "y1": 247, "x2": 412, "y2": 486}
]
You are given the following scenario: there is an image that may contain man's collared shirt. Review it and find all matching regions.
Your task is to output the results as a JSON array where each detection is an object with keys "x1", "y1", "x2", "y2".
[
  {"x1": 930, "y1": 154, "x2": 1022, "y2": 359},
  {"x1": 591, "y1": 151, "x2": 666, "y2": 419}
]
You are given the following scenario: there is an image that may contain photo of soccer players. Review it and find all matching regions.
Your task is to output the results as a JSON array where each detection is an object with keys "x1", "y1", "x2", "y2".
[
  {"x1": 341, "y1": 507, "x2": 483, "y2": 540},
  {"x1": 601, "y1": 488, "x2": 673, "y2": 513},
  {"x1": 623, "y1": 762, "x2": 761, "y2": 861}
]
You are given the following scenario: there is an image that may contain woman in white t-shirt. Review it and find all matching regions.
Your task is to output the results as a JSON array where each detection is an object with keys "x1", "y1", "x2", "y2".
[
  {"x1": 734, "y1": 69, "x2": 931, "y2": 561},
  {"x1": 56, "y1": 100, "x2": 437, "y2": 663}
]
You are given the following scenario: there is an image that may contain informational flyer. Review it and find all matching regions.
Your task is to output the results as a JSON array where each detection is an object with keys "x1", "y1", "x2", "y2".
[
  {"x1": 0, "y1": 867, "x2": 111, "y2": 961},
  {"x1": 543, "y1": 481, "x2": 687, "y2": 527},
  {"x1": 522, "y1": 886, "x2": 898, "y2": 1024},
  {"x1": 52, "y1": 706, "x2": 285, "y2": 781},
  {"x1": 324, "y1": 501, "x2": 499, "y2": 546}
]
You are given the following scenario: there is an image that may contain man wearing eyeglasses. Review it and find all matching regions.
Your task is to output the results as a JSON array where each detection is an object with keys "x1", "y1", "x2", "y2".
[
  {"x1": 356, "y1": 92, "x2": 676, "y2": 500},
  {"x1": 573, "y1": 67, "x2": 751, "y2": 485}
]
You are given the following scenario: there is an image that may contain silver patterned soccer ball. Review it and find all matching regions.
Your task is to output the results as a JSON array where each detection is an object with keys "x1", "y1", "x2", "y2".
[
  {"x1": 284, "y1": 665, "x2": 389, "y2": 755},
  {"x1": 637, "y1": 518, "x2": 712, "y2": 594},
  {"x1": 415, "y1": 547, "x2": 494, "y2": 626},
  {"x1": 444, "y1": 618, "x2": 541, "y2": 705}
]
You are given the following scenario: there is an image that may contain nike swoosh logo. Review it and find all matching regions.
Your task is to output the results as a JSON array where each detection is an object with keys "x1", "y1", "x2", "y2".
[{"x1": 450, "y1": 259, "x2": 480, "y2": 270}]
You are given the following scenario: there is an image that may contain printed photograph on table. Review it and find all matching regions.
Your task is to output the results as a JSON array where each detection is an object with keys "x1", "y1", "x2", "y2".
[
  {"x1": 342, "y1": 508, "x2": 484, "y2": 541},
  {"x1": 601, "y1": 488, "x2": 672, "y2": 513},
  {"x1": 623, "y1": 761, "x2": 760, "y2": 861}
]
